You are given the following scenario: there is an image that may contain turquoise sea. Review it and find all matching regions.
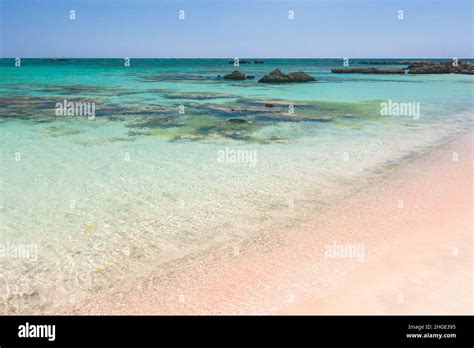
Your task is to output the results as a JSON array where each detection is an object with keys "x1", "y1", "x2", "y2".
[{"x1": 0, "y1": 58, "x2": 473, "y2": 313}]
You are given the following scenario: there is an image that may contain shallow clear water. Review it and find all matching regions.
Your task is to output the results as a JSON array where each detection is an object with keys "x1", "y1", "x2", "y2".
[{"x1": 0, "y1": 58, "x2": 473, "y2": 312}]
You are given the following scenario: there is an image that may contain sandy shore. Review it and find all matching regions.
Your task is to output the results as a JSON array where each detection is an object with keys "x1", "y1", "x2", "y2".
[
  {"x1": 66, "y1": 131, "x2": 472, "y2": 315},
  {"x1": 281, "y1": 131, "x2": 473, "y2": 314}
]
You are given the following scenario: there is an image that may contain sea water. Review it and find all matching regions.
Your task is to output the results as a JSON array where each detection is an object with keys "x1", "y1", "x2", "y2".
[{"x1": 0, "y1": 59, "x2": 472, "y2": 312}]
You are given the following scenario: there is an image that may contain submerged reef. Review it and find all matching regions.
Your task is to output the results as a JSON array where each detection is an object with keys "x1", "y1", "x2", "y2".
[
  {"x1": 1, "y1": 83, "x2": 383, "y2": 144},
  {"x1": 124, "y1": 97, "x2": 382, "y2": 143}
]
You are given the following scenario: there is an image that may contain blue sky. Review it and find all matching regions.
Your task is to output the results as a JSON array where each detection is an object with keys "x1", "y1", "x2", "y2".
[{"x1": 0, "y1": 0, "x2": 472, "y2": 58}]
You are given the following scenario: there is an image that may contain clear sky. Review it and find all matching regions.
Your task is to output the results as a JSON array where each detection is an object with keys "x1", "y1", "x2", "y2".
[{"x1": 0, "y1": 0, "x2": 472, "y2": 58}]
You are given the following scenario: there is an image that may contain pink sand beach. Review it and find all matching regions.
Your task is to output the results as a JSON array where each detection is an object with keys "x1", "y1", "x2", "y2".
[{"x1": 59, "y1": 132, "x2": 472, "y2": 315}]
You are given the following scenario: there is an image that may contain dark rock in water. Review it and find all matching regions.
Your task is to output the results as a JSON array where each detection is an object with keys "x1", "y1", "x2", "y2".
[
  {"x1": 407, "y1": 60, "x2": 474, "y2": 74},
  {"x1": 48, "y1": 58, "x2": 69, "y2": 62},
  {"x1": 332, "y1": 61, "x2": 474, "y2": 75},
  {"x1": 254, "y1": 59, "x2": 264, "y2": 64},
  {"x1": 406, "y1": 61, "x2": 450, "y2": 74},
  {"x1": 224, "y1": 70, "x2": 246, "y2": 80},
  {"x1": 259, "y1": 69, "x2": 291, "y2": 83},
  {"x1": 228, "y1": 118, "x2": 247, "y2": 123},
  {"x1": 265, "y1": 103, "x2": 274, "y2": 108},
  {"x1": 258, "y1": 69, "x2": 316, "y2": 83},
  {"x1": 228, "y1": 59, "x2": 250, "y2": 64},
  {"x1": 287, "y1": 71, "x2": 317, "y2": 82},
  {"x1": 331, "y1": 67, "x2": 406, "y2": 74},
  {"x1": 246, "y1": 75, "x2": 255, "y2": 79},
  {"x1": 357, "y1": 60, "x2": 423, "y2": 65},
  {"x1": 217, "y1": 75, "x2": 221, "y2": 79}
]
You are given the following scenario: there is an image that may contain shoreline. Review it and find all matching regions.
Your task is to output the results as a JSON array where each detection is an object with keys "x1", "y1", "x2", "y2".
[
  {"x1": 281, "y1": 130, "x2": 473, "y2": 314},
  {"x1": 58, "y1": 130, "x2": 473, "y2": 315}
]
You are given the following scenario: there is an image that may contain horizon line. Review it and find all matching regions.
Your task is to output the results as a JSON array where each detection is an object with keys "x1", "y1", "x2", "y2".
[{"x1": 1, "y1": 57, "x2": 473, "y2": 60}]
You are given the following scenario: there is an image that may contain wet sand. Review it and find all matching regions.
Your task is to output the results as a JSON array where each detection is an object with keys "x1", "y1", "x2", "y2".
[{"x1": 281, "y1": 131, "x2": 473, "y2": 314}]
